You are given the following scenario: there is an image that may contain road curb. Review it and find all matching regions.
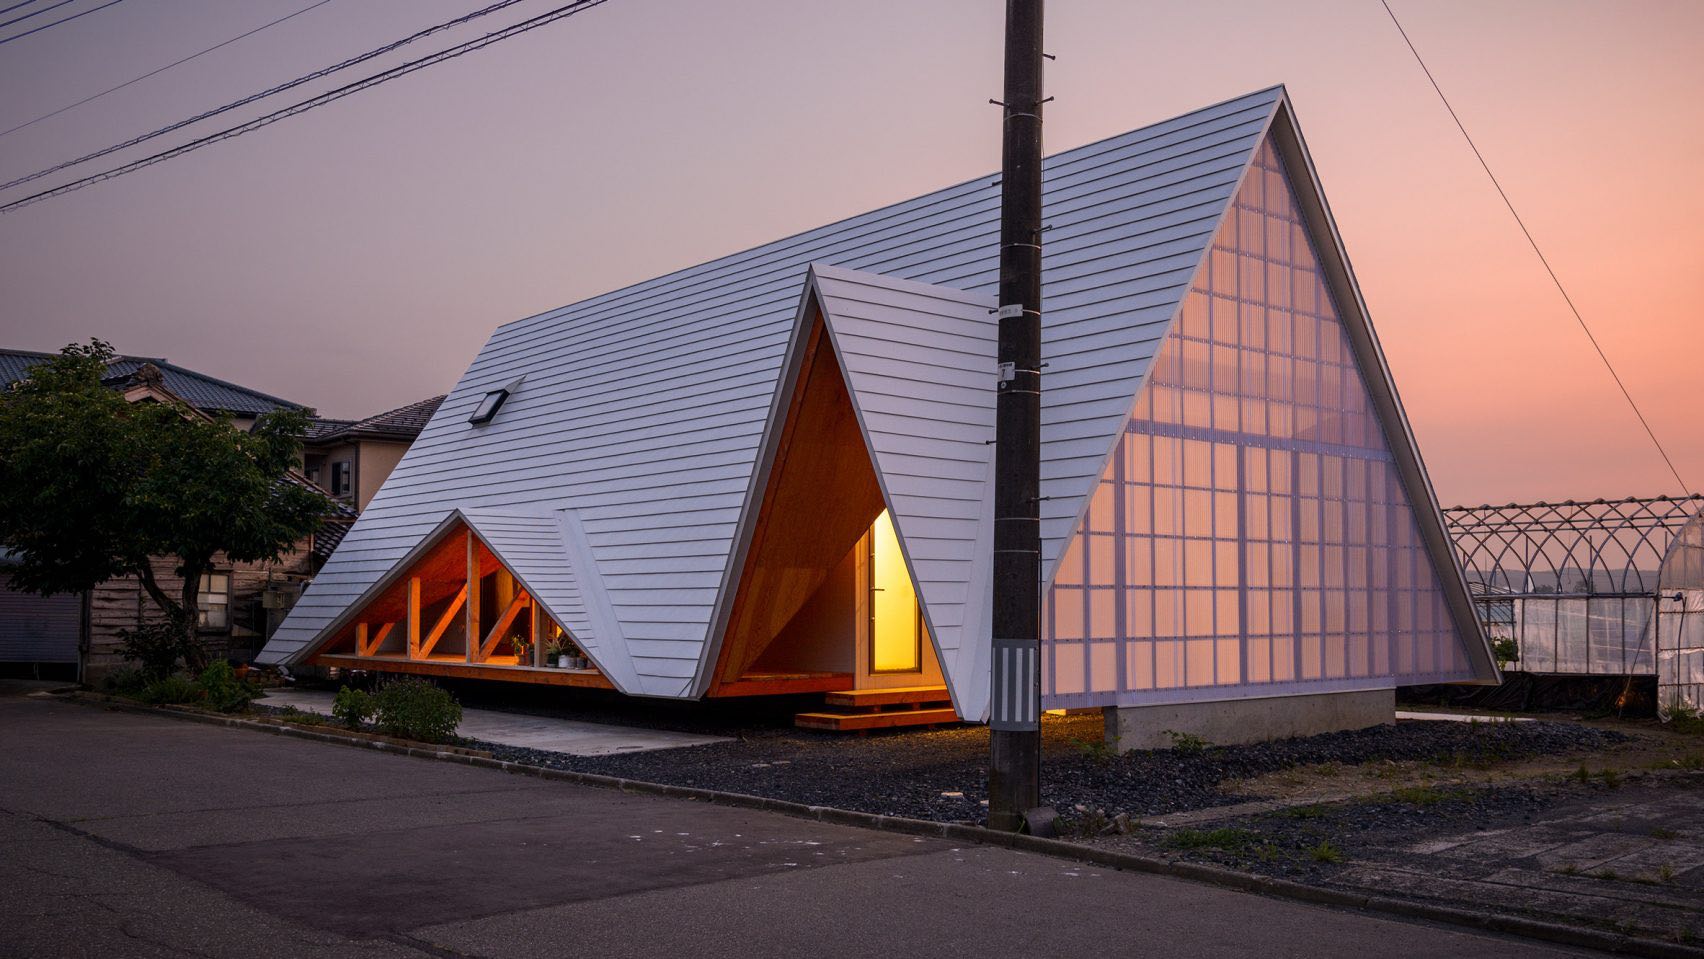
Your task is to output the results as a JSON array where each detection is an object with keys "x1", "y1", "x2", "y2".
[{"x1": 57, "y1": 693, "x2": 1704, "y2": 959}]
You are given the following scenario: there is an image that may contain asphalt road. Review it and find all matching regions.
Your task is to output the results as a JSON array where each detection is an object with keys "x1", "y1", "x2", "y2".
[{"x1": 0, "y1": 692, "x2": 1598, "y2": 959}]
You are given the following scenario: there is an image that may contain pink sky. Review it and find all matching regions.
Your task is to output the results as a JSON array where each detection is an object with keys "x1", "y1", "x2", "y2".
[{"x1": 1, "y1": 0, "x2": 1699, "y2": 506}]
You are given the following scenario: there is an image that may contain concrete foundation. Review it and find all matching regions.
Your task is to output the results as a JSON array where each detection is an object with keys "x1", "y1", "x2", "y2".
[{"x1": 1104, "y1": 688, "x2": 1396, "y2": 752}]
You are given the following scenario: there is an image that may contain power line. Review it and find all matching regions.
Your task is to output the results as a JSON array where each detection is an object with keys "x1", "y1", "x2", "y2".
[
  {"x1": 0, "y1": 0, "x2": 531, "y2": 193},
  {"x1": 0, "y1": 0, "x2": 333, "y2": 140},
  {"x1": 0, "y1": 0, "x2": 124, "y2": 47},
  {"x1": 0, "y1": 1, "x2": 52, "y2": 17},
  {"x1": 1379, "y1": 0, "x2": 1691, "y2": 497},
  {"x1": 0, "y1": 0, "x2": 77, "y2": 32},
  {"x1": 0, "y1": 0, "x2": 611, "y2": 213}
]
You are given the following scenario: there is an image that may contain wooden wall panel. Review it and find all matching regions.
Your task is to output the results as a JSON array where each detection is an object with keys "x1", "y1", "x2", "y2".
[{"x1": 710, "y1": 317, "x2": 884, "y2": 691}]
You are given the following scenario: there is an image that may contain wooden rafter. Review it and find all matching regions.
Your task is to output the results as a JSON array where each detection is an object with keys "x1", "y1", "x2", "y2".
[
  {"x1": 476, "y1": 591, "x2": 530, "y2": 662},
  {"x1": 417, "y1": 583, "x2": 468, "y2": 660}
]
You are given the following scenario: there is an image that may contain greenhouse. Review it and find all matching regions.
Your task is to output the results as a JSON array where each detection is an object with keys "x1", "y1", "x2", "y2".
[{"x1": 1444, "y1": 495, "x2": 1704, "y2": 717}]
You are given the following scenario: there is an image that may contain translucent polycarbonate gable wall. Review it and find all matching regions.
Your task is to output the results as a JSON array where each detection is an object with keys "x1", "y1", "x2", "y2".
[{"x1": 1042, "y1": 135, "x2": 1473, "y2": 708}]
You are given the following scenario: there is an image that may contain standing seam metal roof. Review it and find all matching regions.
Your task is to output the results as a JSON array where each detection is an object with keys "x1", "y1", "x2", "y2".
[{"x1": 260, "y1": 87, "x2": 1288, "y2": 696}]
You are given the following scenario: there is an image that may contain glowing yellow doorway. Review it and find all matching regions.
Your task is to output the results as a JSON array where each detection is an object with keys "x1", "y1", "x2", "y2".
[{"x1": 870, "y1": 510, "x2": 923, "y2": 673}]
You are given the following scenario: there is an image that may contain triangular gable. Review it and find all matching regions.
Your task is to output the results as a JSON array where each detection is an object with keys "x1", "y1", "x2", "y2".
[
  {"x1": 1038, "y1": 102, "x2": 1497, "y2": 707},
  {"x1": 287, "y1": 507, "x2": 639, "y2": 691},
  {"x1": 808, "y1": 264, "x2": 998, "y2": 721}
]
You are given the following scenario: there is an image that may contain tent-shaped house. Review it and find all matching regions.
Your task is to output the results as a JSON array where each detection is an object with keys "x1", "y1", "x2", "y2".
[{"x1": 261, "y1": 86, "x2": 1497, "y2": 742}]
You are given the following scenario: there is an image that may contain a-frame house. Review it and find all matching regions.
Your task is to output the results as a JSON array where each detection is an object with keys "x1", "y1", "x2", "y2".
[{"x1": 262, "y1": 86, "x2": 1497, "y2": 734}]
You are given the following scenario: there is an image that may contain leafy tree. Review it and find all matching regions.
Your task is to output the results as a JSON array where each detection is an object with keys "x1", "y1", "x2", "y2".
[{"x1": 0, "y1": 340, "x2": 331, "y2": 670}]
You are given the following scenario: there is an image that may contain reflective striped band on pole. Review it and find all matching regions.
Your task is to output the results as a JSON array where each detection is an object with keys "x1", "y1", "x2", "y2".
[{"x1": 990, "y1": 638, "x2": 1039, "y2": 731}]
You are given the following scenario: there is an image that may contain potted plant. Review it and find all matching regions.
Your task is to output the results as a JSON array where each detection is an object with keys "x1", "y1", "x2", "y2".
[
  {"x1": 511, "y1": 633, "x2": 532, "y2": 667},
  {"x1": 566, "y1": 643, "x2": 591, "y2": 671},
  {"x1": 543, "y1": 636, "x2": 569, "y2": 668}
]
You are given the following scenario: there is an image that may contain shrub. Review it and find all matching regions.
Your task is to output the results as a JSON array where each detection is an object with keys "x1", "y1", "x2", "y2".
[
  {"x1": 331, "y1": 685, "x2": 375, "y2": 729},
  {"x1": 1491, "y1": 637, "x2": 1519, "y2": 668},
  {"x1": 276, "y1": 705, "x2": 330, "y2": 727},
  {"x1": 118, "y1": 614, "x2": 200, "y2": 680},
  {"x1": 138, "y1": 674, "x2": 201, "y2": 705},
  {"x1": 195, "y1": 660, "x2": 255, "y2": 713},
  {"x1": 371, "y1": 678, "x2": 461, "y2": 743},
  {"x1": 99, "y1": 667, "x2": 145, "y2": 695},
  {"x1": 1165, "y1": 730, "x2": 1210, "y2": 755}
]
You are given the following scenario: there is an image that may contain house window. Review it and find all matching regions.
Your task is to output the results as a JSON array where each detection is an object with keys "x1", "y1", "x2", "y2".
[
  {"x1": 469, "y1": 389, "x2": 509, "y2": 425},
  {"x1": 330, "y1": 460, "x2": 352, "y2": 497},
  {"x1": 199, "y1": 573, "x2": 230, "y2": 629}
]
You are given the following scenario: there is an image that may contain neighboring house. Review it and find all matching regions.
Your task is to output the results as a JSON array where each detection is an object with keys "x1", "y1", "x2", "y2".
[
  {"x1": 303, "y1": 396, "x2": 445, "y2": 512},
  {"x1": 0, "y1": 352, "x2": 353, "y2": 681},
  {"x1": 0, "y1": 347, "x2": 303, "y2": 430},
  {"x1": 262, "y1": 87, "x2": 1498, "y2": 742}
]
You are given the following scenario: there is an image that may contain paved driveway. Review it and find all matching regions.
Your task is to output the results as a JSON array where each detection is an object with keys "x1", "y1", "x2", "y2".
[{"x1": 0, "y1": 694, "x2": 1598, "y2": 959}]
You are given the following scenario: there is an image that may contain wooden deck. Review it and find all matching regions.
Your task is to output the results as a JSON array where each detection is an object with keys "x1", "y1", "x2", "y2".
[
  {"x1": 794, "y1": 706, "x2": 961, "y2": 732},
  {"x1": 709, "y1": 672, "x2": 853, "y2": 697},
  {"x1": 311, "y1": 654, "x2": 616, "y2": 689},
  {"x1": 795, "y1": 684, "x2": 959, "y2": 731}
]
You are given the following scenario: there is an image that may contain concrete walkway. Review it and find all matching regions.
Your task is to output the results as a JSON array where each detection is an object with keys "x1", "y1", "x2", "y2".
[
  {"x1": 1396, "y1": 709, "x2": 1533, "y2": 723},
  {"x1": 260, "y1": 687, "x2": 727, "y2": 756},
  {"x1": 0, "y1": 693, "x2": 1601, "y2": 959}
]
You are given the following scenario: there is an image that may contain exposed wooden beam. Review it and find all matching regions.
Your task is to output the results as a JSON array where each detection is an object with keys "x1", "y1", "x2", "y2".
[
  {"x1": 417, "y1": 584, "x2": 468, "y2": 660},
  {"x1": 405, "y1": 577, "x2": 421, "y2": 657},
  {"x1": 356, "y1": 621, "x2": 395, "y2": 657},
  {"x1": 476, "y1": 592, "x2": 529, "y2": 662},
  {"x1": 464, "y1": 530, "x2": 481, "y2": 664}
]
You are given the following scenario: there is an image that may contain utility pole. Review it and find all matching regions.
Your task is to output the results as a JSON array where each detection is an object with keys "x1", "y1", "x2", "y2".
[{"x1": 988, "y1": 0, "x2": 1044, "y2": 833}]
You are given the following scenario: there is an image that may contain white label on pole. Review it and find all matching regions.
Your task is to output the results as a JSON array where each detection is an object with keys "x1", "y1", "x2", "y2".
[{"x1": 997, "y1": 303, "x2": 1024, "y2": 320}]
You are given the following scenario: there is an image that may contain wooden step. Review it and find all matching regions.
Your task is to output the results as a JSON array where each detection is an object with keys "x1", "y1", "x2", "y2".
[
  {"x1": 794, "y1": 707, "x2": 961, "y2": 732},
  {"x1": 824, "y1": 685, "x2": 951, "y2": 709}
]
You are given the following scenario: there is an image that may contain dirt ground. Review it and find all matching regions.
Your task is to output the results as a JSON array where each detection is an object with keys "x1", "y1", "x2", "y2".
[
  {"x1": 1087, "y1": 712, "x2": 1704, "y2": 946},
  {"x1": 1222, "y1": 715, "x2": 1703, "y2": 806}
]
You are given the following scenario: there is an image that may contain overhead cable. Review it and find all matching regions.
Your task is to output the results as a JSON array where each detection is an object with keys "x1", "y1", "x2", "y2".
[
  {"x1": 0, "y1": 0, "x2": 610, "y2": 213},
  {"x1": 1379, "y1": 0, "x2": 1690, "y2": 496},
  {"x1": 0, "y1": 0, "x2": 334, "y2": 140},
  {"x1": 0, "y1": 0, "x2": 125, "y2": 48},
  {"x1": 0, "y1": 0, "x2": 531, "y2": 192}
]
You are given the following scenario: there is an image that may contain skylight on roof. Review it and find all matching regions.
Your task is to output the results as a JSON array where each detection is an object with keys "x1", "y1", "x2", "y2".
[{"x1": 468, "y1": 389, "x2": 508, "y2": 425}]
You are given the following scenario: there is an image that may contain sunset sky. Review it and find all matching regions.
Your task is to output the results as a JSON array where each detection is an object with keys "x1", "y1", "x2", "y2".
[{"x1": 0, "y1": 0, "x2": 1699, "y2": 506}]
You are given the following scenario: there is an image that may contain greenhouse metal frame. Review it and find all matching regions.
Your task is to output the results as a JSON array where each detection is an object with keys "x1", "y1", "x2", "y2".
[{"x1": 1444, "y1": 495, "x2": 1704, "y2": 717}]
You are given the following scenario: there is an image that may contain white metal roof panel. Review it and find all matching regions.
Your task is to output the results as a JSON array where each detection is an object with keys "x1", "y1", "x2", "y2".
[{"x1": 261, "y1": 87, "x2": 1286, "y2": 696}]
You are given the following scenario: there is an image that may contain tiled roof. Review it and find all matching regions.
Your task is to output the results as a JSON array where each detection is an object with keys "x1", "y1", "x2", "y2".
[
  {"x1": 0, "y1": 348, "x2": 301, "y2": 416},
  {"x1": 304, "y1": 418, "x2": 357, "y2": 441},
  {"x1": 307, "y1": 395, "x2": 445, "y2": 443}
]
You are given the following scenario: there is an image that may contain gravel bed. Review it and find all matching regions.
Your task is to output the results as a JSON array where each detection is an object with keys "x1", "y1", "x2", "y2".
[
  {"x1": 465, "y1": 715, "x2": 1626, "y2": 824},
  {"x1": 1117, "y1": 781, "x2": 1563, "y2": 880}
]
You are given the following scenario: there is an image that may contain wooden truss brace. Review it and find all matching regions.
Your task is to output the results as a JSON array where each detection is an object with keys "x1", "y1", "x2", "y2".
[
  {"x1": 418, "y1": 583, "x2": 468, "y2": 660},
  {"x1": 474, "y1": 591, "x2": 531, "y2": 663},
  {"x1": 355, "y1": 621, "x2": 394, "y2": 657}
]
